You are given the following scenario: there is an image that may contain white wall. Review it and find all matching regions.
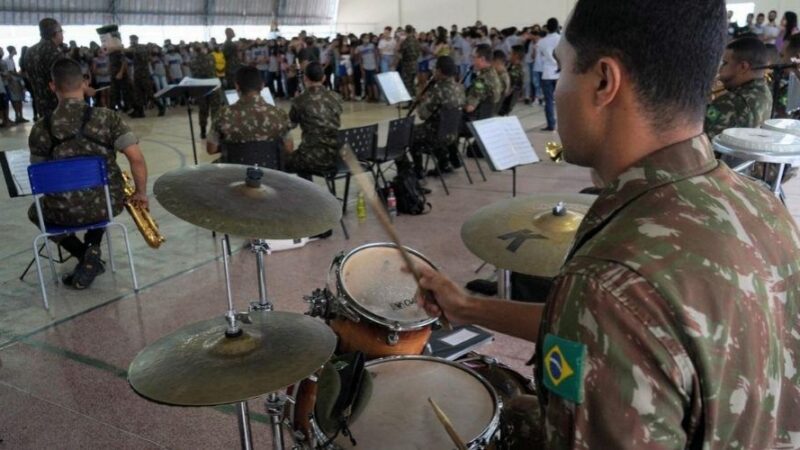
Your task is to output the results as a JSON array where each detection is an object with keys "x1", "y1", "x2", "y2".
[{"x1": 336, "y1": 0, "x2": 800, "y2": 35}]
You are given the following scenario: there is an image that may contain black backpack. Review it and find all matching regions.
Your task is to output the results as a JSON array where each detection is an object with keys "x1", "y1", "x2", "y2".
[{"x1": 386, "y1": 158, "x2": 431, "y2": 215}]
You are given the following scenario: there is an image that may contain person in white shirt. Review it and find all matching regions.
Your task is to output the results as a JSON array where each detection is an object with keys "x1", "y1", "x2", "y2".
[
  {"x1": 537, "y1": 18, "x2": 561, "y2": 131},
  {"x1": 752, "y1": 13, "x2": 766, "y2": 37},
  {"x1": 378, "y1": 27, "x2": 396, "y2": 73},
  {"x1": 764, "y1": 10, "x2": 781, "y2": 45}
]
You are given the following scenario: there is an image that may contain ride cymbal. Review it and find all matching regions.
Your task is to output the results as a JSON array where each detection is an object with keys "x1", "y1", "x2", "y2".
[
  {"x1": 154, "y1": 164, "x2": 342, "y2": 239},
  {"x1": 461, "y1": 193, "x2": 596, "y2": 278},
  {"x1": 128, "y1": 311, "x2": 336, "y2": 406}
]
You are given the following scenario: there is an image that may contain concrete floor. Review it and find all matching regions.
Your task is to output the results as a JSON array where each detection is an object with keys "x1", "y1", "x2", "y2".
[{"x1": 1, "y1": 98, "x2": 799, "y2": 449}]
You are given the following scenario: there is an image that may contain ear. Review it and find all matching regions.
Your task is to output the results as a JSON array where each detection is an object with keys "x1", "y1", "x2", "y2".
[{"x1": 591, "y1": 56, "x2": 622, "y2": 108}]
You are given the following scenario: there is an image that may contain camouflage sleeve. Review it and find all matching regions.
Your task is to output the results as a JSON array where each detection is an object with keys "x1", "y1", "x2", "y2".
[
  {"x1": 542, "y1": 260, "x2": 694, "y2": 449},
  {"x1": 28, "y1": 122, "x2": 52, "y2": 163},
  {"x1": 108, "y1": 111, "x2": 139, "y2": 152},
  {"x1": 417, "y1": 87, "x2": 437, "y2": 122},
  {"x1": 208, "y1": 107, "x2": 226, "y2": 146},
  {"x1": 465, "y1": 78, "x2": 487, "y2": 108},
  {"x1": 275, "y1": 108, "x2": 291, "y2": 135},
  {"x1": 704, "y1": 94, "x2": 741, "y2": 141},
  {"x1": 289, "y1": 102, "x2": 302, "y2": 127}
]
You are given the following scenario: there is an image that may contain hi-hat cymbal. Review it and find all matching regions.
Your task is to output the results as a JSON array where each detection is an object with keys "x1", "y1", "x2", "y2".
[
  {"x1": 154, "y1": 164, "x2": 342, "y2": 239},
  {"x1": 461, "y1": 193, "x2": 596, "y2": 278},
  {"x1": 128, "y1": 311, "x2": 336, "y2": 406}
]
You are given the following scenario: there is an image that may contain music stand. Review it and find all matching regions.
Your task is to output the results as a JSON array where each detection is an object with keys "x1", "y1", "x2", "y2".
[
  {"x1": 0, "y1": 149, "x2": 32, "y2": 198},
  {"x1": 376, "y1": 71, "x2": 412, "y2": 119},
  {"x1": 467, "y1": 116, "x2": 539, "y2": 197},
  {"x1": 156, "y1": 79, "x2": 221, "y2": 165}
]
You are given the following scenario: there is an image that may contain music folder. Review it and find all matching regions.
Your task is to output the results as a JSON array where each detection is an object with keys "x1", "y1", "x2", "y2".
[
  {"x1": 468, "y1": 117, "x2": 539, "y2": 171},
  {"x1": 155, "y1": 77, "x2": 221, "y2": 99},
  {"x1": 376, "y1": 71, "x2": 412, "y2": 105},
  {"x1": 0, "y1": 149, "x2": 32, "y2": 198}
]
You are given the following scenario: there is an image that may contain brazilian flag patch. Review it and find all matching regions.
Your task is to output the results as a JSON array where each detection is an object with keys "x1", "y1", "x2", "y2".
[
  {"x1": 543, "y1": 334, "x2": 587, "y2": 404},
  {"x1": 706, "y1": 106, "x2": 720, "y2": 122}
]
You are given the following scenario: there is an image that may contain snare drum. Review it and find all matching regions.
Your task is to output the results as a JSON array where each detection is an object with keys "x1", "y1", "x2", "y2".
[
  {"x1": 316, "y1": 243, "x2": 439, "y2": 359},
  {"x1": 311, "y1": 356, "x2": 503, "y2": 450}
]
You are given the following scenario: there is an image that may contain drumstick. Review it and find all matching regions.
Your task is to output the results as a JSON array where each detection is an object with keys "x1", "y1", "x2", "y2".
[
  {"x1": 428, "y1": 397, "x2": 468, "y2": 450},
  {"x1": 340, "y1": 145, "x2": 452, "y2": 330}
]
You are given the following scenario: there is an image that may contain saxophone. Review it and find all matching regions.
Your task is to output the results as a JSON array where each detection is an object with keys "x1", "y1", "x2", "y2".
[
  {"x1": 122, "y1": 171, "x2": 165, "y2": 249},
  {"x1": 545, "y1": 141, "x2": 564, "y2": 163}
]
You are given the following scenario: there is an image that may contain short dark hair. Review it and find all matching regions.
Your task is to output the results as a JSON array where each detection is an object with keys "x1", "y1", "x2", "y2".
[
  {"x1": 474, "y1": 44, "x2": 492, "y2": 62},
  {"x1": 39, "y1": 18, "x2": 60, "y2": 40},
  {"x1": 305, "y1": 61, "x2": 324, "y2": 82},
  {"x1": 565, "y1": 0, "x2": 727, "y2": 127},
  {"x1": 236, "y1": 66, "x2": 263, "y2": 94},
  {"x1": 546, "y1": 18, "x2": 559, "y2": 33},
  {"x1": 511, "y1": 45, "x2": 525, "y2": 58},
  {"x1": 51, "y1": 58, "x2": 84, "y2": 91},
  {"x1": 492, "y1": 50, "x2": 507, "y2": 62},
  {"x1": 436, "y1": 55, "x2": 457, "y2": 77},
  {"x1": 727, "y1": 37, "x2": 769, "y2": 69}
]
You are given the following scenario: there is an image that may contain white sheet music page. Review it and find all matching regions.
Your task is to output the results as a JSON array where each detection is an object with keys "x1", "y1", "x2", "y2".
[
  {"x1": 471, "y1": 117, "x2": 538, "y2": 171},
  {"x1": 376, "y1": 72, "x2": 412, "y2": 105},
  {"x1": 6, "y1": 149, "x2": 32, "y2": 195},
  {"x1": 224, "y1": 88, "x2": 276, "y2": 106}
]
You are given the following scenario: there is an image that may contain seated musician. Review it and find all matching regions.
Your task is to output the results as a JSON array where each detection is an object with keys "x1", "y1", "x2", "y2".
[
  {"x1": 285, "y1": 61, "x2": 343, "y2": 178},
  {"x1": 206, "y1": 66, "x2": 292, "y2": 163},
  {"x1": 406, "y1": 55, "x2": 465, "y2": 177},
  {"x1": 28, "y1": 58, "x2": 148, "y2": 289},
  {"x1": 415, "y1": 0, "x2": 800, "y2": 447}
]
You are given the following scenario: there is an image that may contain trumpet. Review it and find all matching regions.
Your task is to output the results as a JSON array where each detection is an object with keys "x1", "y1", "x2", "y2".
[
  {"x1": 122, "y1": 171, "x2": 165, "y2": 249},
  {"x1": 546, "y1": 141, "x2": 564, "y2": 163}
]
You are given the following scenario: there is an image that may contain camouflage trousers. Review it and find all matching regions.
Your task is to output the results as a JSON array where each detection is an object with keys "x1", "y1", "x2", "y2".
[
  {"x1": 197, "y1": 90, "x2": 223, "y2": 128},
  {"x1": 400, "y1": 63, "x2": 416, "y2": 97},
  {"x1": 132, "y1": 76, "x2": 154, "y2": 111},
  {"x1": 408, "y1": 123, "x2": 456, "y2": 171},
  {"x1": 285, "y1": 144, "x2": 337, "y2": 175}
]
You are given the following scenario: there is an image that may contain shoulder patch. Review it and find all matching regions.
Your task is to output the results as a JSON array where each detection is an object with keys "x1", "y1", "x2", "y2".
[{"x1": 542, "y1": 333, "x2": 587, "y2": 404}]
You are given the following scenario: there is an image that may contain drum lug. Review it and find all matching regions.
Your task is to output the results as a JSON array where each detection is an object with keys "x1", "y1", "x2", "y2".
[
  {"x1": 304, "y1": 288, "x2": 330, "y2": 318},
  {"x1": 386, "y1": 331, "x2": 400, "y2": 346}
]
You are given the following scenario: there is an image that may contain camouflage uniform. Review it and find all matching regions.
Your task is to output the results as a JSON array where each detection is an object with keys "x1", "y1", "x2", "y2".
[
  {"x1": 409, "y1": 77, "x2": 465, "y2": 171},
  {"x1": 27, "y1": 98, "x2": 137, "y2": 226},
  {"x1": 287, "y1": 85, "x2": 342, "y2": 174},
  {"x1": 130, "y1": 44, "x2": 155, "y2": 114},
  {"x1": 530, "y1": 135, "x2": 800, "y2": 449},
  {"x1": 704, "y1": 78, "x2": 772, "y2": 140},
  {"x1": 498, "y1": 62, "x2": 525, "y2": 116},
  {"x1": 20, "y1": 39, "x2": 62, "y2": 117},
  {"x1": 398, "y1": 36, "x2": 421, "y2": 97},
  {"x1": 188, "y1": 52, "x2": 223, "y2": 131},
  {"x1": 208, "y1": 94, "x2": 291, "y2": 162},
  {"x1": 222, "y1": 38, "x2": 240, "y2": 89},
  {"x1": 465, "y1": 66, "x2": 504, "y2": 113}
]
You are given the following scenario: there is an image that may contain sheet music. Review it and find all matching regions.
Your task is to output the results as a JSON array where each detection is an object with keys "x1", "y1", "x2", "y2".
[
  {"x1": 788, "y1": 73, "x2": 800, "y2": 114},
  {"x1": 376, "y1": 71, "x2": 412, "y2": 105},
  {"x1": 179, "y1": 77, "x2": 221, "y2": 88},
  {"x1": 155, "y1": 84, "x2": 178, "y2": 98},
  {"x1": 224, "y1": 88, "x2": 276, "y2": 106},
  {"x1": 470, "y1": 117, "x2": 539, "y2": 171},
  {"x1": 4, "y1": 149, "x2": 32, "y2": 196}
]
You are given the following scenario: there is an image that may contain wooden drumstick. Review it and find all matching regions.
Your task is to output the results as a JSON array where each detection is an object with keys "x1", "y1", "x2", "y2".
[
  {"x1": 428, "y1": 397, "x2": 468, "y2": 450},
  {"x1": 340, "y1": 145, "x2": 453, "y2": 330}
]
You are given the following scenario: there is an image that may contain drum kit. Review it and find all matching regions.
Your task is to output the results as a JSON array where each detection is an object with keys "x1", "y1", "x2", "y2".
[{"x1": 127, "y1": 163, "x2": 594, "y2": 449}]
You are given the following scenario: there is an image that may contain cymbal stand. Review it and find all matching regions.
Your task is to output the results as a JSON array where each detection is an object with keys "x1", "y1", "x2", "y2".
[
  {"x1": 221, "y1": 237, "x2": 254, "y2": 450},
  {"x1": 249, "y1": 239, "x2": 274, "y2": 311}
]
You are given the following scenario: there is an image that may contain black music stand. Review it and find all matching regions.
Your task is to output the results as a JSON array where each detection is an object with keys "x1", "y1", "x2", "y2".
[{"x1": 156, "y1": 83, "x2": 220, "y2": 165}]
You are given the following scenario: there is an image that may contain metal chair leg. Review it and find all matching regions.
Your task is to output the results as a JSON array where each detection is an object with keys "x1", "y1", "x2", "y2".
[
  {"x1": 473, "y1": 152, "x2": 488, "y2": 182},
  {"x1": 342, "y1": 174, "x2": 352, "y2": 215},
  {"x1": 340, "y1": 218, "x2": 350, "y2": 240},
  {"x1": 431, "y1": 153, "x2": 450, "y2": 196},
  {"x1": 106, "y1": 228, "x2": 116, "y2": 273},
  {"x1": 115, "y1": 223, "x2": 139, "y2": 291},
  {"x1": 32, "y1": 235, "x2": 50, "y2": 310},
  {"x1": 43, "y1": 238, "x2": 59, "y2": 285},
  {"x1": 458, "y1": 141, "x2": 474, "y2": 185}
]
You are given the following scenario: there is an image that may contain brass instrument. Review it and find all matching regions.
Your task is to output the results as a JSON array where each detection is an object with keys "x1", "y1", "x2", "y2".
[
  {"x1": 122, "y1": 171, "x2": 165, "y2": 249},
  {"x1": 546, "y1": 141, "x2": 564, "y2": 163}
]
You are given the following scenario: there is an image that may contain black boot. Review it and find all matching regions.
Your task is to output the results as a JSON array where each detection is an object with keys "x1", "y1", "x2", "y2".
[{"x1": 200, "y1": 125, "x2": 207, "y2": 140}]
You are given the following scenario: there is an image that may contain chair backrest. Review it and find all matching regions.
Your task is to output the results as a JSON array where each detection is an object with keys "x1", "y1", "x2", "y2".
[
  {"x1": 338, "y1": 124, "x2": 378, "y2": 161},
  {"x1": 383, "y1": 116, "x2": 415, "y2": 159},
  {"x1": 28, "y1": 156, "x2": 108, "y2": 195},
  {"x1": 437, "y1": 107, "x2": 463, "y2": 141},
  {"x1": 222, "y1": 140, "x2": 283, "y2": 170},
  {"x1": 476, "y1": 101, "x2": 495, "y2": 121}
]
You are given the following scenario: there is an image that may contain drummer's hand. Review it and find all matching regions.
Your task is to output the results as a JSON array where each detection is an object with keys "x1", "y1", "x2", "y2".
[{"x1": 411, "y1": 264, "x2": 470, "y2": 324}]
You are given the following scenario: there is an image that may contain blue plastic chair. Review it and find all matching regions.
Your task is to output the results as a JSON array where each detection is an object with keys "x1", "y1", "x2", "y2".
[{"x1": 28, "y1": 156, "x2": 138, "y2": 309}]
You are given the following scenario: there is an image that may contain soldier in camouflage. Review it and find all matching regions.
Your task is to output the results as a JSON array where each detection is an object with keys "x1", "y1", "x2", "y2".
[
  {"x1": 207, "y1": 66, "x2": 292, "y2": 163},
  {"x1": 498, "y1": 45, "x2": 526, "y2": 116},
  {"x1": 21, "y1": 18, "x2": 64, "y2": 118},
  {"x1": 128, "y1": 36, "x2": 164, "y2": 118},
  {"x1": 464, "y1": 44, "x2": 503, "y2": 117},
  {"x1": 189, "y1": 43, "x2": 224, "y2": 139},
  {"x1": 286, "y1": 61, "x2": 342, "y2": 176},
  {"x1": 415, "y1": 1, "x2": 800, "y2": 448},
  {"x1": 222, "y1": 28, "x2": 241, "y2": 90},
  {"x1": 28, "y1": 58, "x2": 148, "y2": 289},
  {"x1": 407, "y1": 56, "x2": 465, "y2": 176},
  {"x1": 398, "y1": 26, "x2": 422, "y2": 97}
]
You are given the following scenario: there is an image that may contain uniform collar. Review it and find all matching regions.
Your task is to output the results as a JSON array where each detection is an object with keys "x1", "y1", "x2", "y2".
[
  {"x1": 569, "y1": 135, "x2": 718, "y2": 257},
  {"x1": 57, "y1": 98, "x2": 87, "y2": 111},
  {"x1": 732, "y1": 77, "x2": 767, "y2": 92},
  {"x1": 237, "y1": 93, "x2": 263, "y2": 105}
]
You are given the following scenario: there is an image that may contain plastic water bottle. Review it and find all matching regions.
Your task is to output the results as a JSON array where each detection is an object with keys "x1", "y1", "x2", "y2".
[
  {"x1": 356, "y1": 191, "x2": 367, "y2": 221},
  {"x1": 387, "y1": 188, "x2": 398, "y2": 222}
]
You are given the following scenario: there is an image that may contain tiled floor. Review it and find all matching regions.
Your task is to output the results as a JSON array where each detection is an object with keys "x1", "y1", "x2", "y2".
[{"x1": 1, "y1": 98, "x2": 799, "y2": 449}]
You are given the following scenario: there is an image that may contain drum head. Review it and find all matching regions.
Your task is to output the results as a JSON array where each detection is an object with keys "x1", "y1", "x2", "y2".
[
  {"x1": 763, "y1": 119, "x2": 800, "y2": 137},
  {"x1": 339, "y1": 244, "x2": 437, "y2": 328},
  {"x1": 336, "y1": 357, "x2": 499, "y2": 449},
  {"x1": 718, "y1": 128, "x2": 800, "y2": 152}
]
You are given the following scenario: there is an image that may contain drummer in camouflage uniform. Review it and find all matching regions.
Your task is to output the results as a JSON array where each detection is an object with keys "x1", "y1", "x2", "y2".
[
  {"x1": 415, "y1": 1, "x2": 800, "y2": 449},
  {"x1": 207, "y1": 66, "x2": 292, "y2": 162},
  {"x1": 190, "y1": 43, "x2": 224, "y2": 139},
  {"x1": 407, "y1": 56, "x2": 465, "y2": 176},
  {"x1": 286, "y1": 62, "x2": 342, "y2": 176},
  {"x1": 27, "y1": 58, "x2": 148, "y2": 289}
]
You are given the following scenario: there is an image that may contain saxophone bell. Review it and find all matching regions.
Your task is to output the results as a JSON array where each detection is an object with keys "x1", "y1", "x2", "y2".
[{"x1": 545, "y1": 141, "x2": 564, "y2": 163}]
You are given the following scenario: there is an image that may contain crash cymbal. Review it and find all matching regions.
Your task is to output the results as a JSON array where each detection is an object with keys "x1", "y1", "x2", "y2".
[
  {"x1": 154, "y1": 164, "x2": 342, "y2": 239},
  {"x1": 461, "y1": 193, "x2": 596, "y2": 278},
  {"x1": 128, "y1": 311, "x2": 336, "y2": 406}
]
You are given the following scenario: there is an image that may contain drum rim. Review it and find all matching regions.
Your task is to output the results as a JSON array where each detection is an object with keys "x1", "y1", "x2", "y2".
[
  {"x1": 334, "y1": 243, "x2": 440, "y2": 331},
  {"x1": 358, "y1": 355, "x2": 504, "y2": 448},
  {"x1": 712, "y1": 135, "x2": 800, "y2": 164}
]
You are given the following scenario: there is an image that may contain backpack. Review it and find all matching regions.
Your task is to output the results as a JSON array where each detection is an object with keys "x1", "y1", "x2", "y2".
[{"x1": 385, "y1": 157, "x2": 431, "y2": 215}]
